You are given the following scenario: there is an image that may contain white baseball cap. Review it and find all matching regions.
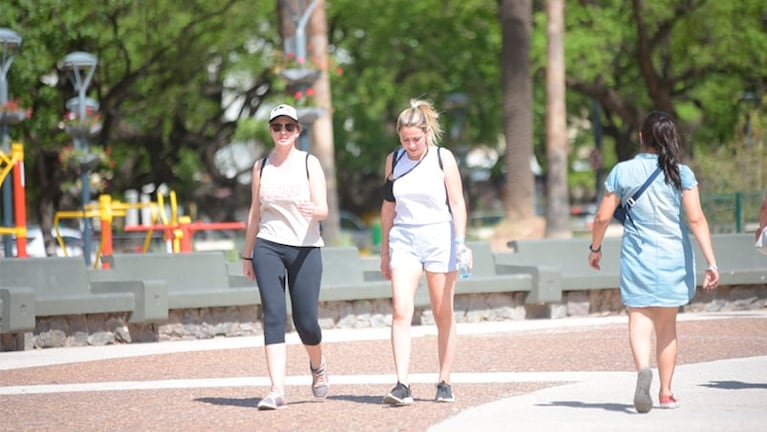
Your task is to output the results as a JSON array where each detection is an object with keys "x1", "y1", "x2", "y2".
[{"x1": 269, "y1": 104, "x2": 298, "y2": 122}]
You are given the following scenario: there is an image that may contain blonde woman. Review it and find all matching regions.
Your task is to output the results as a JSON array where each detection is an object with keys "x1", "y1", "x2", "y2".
[{"x1": 380, "y1": 99, "x2": 471, "y2": 405}]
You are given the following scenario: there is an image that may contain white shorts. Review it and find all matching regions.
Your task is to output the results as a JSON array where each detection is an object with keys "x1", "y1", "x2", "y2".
[{"x1": 389, "y1": 222, "x2": 456, "y2": 273}]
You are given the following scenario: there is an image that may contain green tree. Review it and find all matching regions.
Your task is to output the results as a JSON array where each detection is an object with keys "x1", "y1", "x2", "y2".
[
  {"x1": 2, "y1": 0, "x2": 764, "y2": 250},
  {"x1": 325, "y1": 0, "x2": 503, "y2": 216},
  {"x1": 2, "y1": 1, "x2": 280, "y2": 246},
  {"x1": 560, "y1": 0, "x2": 767, "y2": 164}
]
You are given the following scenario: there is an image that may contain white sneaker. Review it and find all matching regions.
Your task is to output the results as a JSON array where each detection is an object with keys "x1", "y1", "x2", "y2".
[
  {"x1": 311, "y1": 356, "x2": 329, "y2": 398},
  {"x1": 633, "y1": 368, "x2": 653, "y2": 413},
  {"x1": 257, "y1": 389, "x2": 287, "y2": 410}
]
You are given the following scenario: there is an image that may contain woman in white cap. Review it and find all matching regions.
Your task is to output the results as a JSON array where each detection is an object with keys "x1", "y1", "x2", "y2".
[{"x1": 241, "y1": 103, "x2": 329, "y2": 410}]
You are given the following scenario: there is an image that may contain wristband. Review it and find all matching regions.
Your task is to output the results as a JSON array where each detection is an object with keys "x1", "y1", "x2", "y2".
[
  {"x1": 707, "y1": 265, "x2": 718, "y2": 271},
  {"x1": 242, "y1": 256, "x2": 253, "y2": 261},
  {"x1": 454, "y1": 237, "x2": 465, "y2": 245},
  {"x1": 589, "y1": 244, "x2": 602, "y2": 253}
]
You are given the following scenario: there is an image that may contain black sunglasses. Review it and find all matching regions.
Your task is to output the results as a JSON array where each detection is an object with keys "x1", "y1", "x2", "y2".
[{"x1": 270, "y1": 123, "x2": 297, "y2": 133}]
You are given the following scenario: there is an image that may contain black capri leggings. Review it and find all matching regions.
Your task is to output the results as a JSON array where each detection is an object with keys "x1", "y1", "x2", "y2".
[{"x1": 252, "y1": 238, "x2": 323, "y2": 346}]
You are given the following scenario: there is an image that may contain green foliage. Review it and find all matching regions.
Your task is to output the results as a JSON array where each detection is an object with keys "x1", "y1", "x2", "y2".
[
  {"x1": 1, "y1": 0, "x2": 278, "y2": 222},
  {"x1": 691, "y1": 114, "x2": 766, "y2": 194},
  {"x1": 1, "y1": 0, "x2": 766, "y2": 227},
  {"x1": 326, "y1": 0, "x2": 502, "y2": 177}
]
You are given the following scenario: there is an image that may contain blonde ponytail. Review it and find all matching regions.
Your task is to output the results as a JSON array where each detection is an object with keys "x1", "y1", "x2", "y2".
[{"x1": 396, "y1": 99, "x2": 444, "y2": 147}]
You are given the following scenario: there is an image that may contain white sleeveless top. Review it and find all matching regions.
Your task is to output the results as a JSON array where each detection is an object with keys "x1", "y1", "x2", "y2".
[
  {"x1": 258, "y1": 151, "x2": 324, "y2": 247},
  {"x1": 391, "y1": 145, "x2": 452, "y2": 226}
]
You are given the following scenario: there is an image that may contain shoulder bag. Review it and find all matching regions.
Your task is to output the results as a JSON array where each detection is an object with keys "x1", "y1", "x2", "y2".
[{"x1": 613, "y1": 167, "x2": 662, "y2": 228}]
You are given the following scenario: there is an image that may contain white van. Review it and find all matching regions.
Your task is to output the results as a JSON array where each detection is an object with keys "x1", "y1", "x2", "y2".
[{"x1": 0, "y1": 225, "x2": 84, "y2": 257}]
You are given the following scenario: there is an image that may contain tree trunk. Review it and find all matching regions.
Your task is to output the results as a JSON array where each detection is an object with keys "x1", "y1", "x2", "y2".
[
  {"x1": 544, "y1": 0, "x2": 571, "y2": 238},
  {"x1": 277, "y1": 0, "x2": 296, "y2": 44},
  {"x1": 307, "y1": 0, "x2": 341, "y2": 245},
  {"x1": 277, "y1": 0, "x2": 341, "y2": 245},
  {"x1": 499, "y1": 0, "x2": 536, "y2": 227}
]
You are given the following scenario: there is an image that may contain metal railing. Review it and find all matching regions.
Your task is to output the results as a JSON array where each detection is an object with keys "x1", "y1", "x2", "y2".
[{"x1": 702, "y1": 191, "x2": 764, "y2": 233}]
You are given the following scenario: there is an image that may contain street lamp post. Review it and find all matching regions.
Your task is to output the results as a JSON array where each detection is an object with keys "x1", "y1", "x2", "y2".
[
  {"x1": 0, "y1": 28, "x2": 22, "y2": 257},
  {"x1": 280, "y1": 68, "x2": 322, "y2": 150},
  {"x1": 60, "y1": 51, "x2": 98, "y2": 265},
  {"x1": 280, "y1": 0, "x2": 322, "y2": 151}
]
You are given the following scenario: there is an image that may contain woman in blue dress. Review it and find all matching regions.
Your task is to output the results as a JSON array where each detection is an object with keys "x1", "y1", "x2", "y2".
[{"x1": 588, "y1": 111, "x2": 719, "y2": 414}]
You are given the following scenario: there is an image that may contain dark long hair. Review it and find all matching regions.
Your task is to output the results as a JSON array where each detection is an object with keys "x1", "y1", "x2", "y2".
[{"x1": 640, "y1": 111, "x2": 682, "y2": 190}]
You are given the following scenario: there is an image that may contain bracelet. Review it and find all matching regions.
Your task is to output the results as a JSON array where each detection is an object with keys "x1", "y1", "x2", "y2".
[
  {"x1": 454, "y1": 237, "x2": 465, "y2": 245},
  {"x1": 589, "y1": 244, "x2": 602, "y2": 253},
  {"x1": 242, "y1": 256, "x2": 252, "y2": 261},
  {"x1": 707, "y1": 265, "x2": 718, "y2": 271}
]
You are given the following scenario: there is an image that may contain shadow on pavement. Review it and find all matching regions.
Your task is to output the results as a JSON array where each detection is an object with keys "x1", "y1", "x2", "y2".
[
  {"x1": 700, "y1": 380, "x2": 767, "y2": 390},
  {"x1": 194, "y1": 397, "x2": 257, "y2": 408},
  {"x1": 536, "y1": 401, "x2": 634, "y2": 413},
  {"x1": 328, "y1": 394, "x2": 383, "y2": 405}
]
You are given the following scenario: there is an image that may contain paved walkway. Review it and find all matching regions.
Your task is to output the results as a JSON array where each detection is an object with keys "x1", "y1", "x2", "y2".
[
  {"x1": 1, "y1": 311, "x2": 766, "y2": 431},
  {"x1": 430, "y1": 355, "x2": 767, "y2": 432}
]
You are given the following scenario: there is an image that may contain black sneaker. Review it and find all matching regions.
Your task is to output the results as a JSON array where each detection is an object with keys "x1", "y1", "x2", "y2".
[
  {"x1": 435, "y1": 381, "x2": 455, "y2": 402},
  {"x1": 383, "y1": 382, "x2": 413, "y2": 406}
]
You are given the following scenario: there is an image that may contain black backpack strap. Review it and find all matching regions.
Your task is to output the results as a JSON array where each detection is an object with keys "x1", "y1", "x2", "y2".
[
  {"x1": 260, "y1": 153, "x2": 310, "y2": 180},
  {"x1": 259, "y1": 155, "x2": 268, "y2": 179},
  {"x1": 392, "y1": 148, "x2": 405, "y2": 171},
  {"x1": 437, "y1": 147, "x2": 451, "y2": 211}
]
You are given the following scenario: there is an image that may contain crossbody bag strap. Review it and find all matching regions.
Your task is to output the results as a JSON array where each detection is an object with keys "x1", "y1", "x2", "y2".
[
  {"x1": 625, "y1": 167, "x2": 662, "y2": 208},
  {"x1": 391, "y1": 147, "x2": 428, "y2": 181}
]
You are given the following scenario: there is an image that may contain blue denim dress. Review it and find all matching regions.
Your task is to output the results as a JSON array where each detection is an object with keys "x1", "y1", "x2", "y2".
[{"x1": 604, "y1": 153, "x2": 698, "y2": 307}]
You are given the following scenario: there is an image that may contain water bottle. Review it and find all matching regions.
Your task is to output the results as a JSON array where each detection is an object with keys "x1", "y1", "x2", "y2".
[{"x1": 456, "y1": 242, "x2": 471, "y2": 280}]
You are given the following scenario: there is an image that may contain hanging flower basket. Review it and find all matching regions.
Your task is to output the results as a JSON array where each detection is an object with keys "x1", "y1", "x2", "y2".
[
  {"x1": 63, "y1": 123, "x2": 103, "y2": 138},
  {"x1": 297, "y1": 107, "x2": 324, "y2": 126},
  {"x1": 0, "y1": 99, "x2": 32, "y2": 125},
  {"x1": 60, "y1": 109, "x2": 102, "y2": 139},
  {"x1": 59, "y1": 145, "x2": 115, "y2": 196}
]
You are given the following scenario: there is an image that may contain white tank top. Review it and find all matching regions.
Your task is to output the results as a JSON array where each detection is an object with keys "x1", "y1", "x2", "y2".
[
  {"x1": 391, "y1": 146, "x2": 452, "y2": 226},
  {"x1": 258, "y1": 151, "x2": 324, "y2": 247}
]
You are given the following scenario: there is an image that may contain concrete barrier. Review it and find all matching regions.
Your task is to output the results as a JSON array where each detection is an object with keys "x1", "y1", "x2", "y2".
[
  {"x1": 1, "y1": 235, "x2": 764, "y2": 350},
  {"x1": 0, "y1": 257, "x2": 138, "y2": 332},
  {"x1": 99, "y1": 252, "x2": 261, "y2": 309}
]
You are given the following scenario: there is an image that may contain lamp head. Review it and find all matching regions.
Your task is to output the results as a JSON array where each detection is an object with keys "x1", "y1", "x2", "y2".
[
  {"x1": 66, "y1": 96, "x2": 100, "y2": 113},
  {"x1": 60, "y1": 51, "x2": 98, "y2": 71},
  {"x1": 59, "y1": 51, "x2": 98, "y2": 92},
  {"x1": 0, "y1": 28, "x2": 22, "y2": 51}
]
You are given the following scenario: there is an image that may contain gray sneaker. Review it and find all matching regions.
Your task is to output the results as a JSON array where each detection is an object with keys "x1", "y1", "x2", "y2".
[
  {"x1": 257, "y1": 389, "x2": 287, "y2": 410},
  {"x1": 383, "y1": 382, "x2": 413, "y2": 406},
  {"x1": 633, "y1": 368, "x2": 653, "y2": 413},
  {"x1": 435, "y1": 381, "x2": 455, "y2": 402},
  {"x1": 311, "y1": 356, "x2": 329, "y2": 398}
]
